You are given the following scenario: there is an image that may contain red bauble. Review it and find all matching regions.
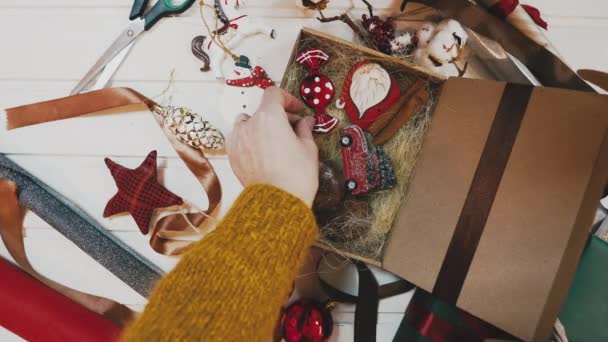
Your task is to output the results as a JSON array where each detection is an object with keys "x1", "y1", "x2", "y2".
[{"x1": 282, "y1": 300, "x2": 334, "y2": 342}]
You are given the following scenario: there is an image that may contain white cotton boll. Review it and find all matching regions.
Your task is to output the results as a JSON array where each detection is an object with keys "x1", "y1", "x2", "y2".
[
  {"x1": 436, "y1": 19, "x2": 468, "y2": 48},
  {"x1": 425, "y1": 29, "x2": 461, "y2": 64},
  {"x1": 413, "y1": 48, "x2": 436, "y2": 69},
  {"x1": 413, "y1": 47, "x2": 459, "y2": 78},
  {"x1": 415, "y1": 22, "x2": 436, "y2": 48}
]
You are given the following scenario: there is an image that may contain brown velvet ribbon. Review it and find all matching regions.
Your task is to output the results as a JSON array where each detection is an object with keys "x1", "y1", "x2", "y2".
[
  {"x1": 4, "y1": 88, "x2": 222, "y2": 256},
  {"x1": 432, "y1": 83, "x2": 533, "y2": 304},
  {"x1": 0, "y1": 179, "x2": 134, "y2": 326}
]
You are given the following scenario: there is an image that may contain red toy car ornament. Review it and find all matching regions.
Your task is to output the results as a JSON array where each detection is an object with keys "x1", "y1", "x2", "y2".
[{"x1": 339, "y1": 125, "x2": 396, "y2": 195}]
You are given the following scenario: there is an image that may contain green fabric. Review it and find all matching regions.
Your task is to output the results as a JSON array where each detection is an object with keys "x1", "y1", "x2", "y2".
[{"x1": 560, "y1": 236, "x2": 608, "y2": 342}]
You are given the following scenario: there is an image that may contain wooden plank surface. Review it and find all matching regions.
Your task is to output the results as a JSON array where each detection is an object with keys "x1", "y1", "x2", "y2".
[{"x1": 0, "y1": 0, "x2": 606, "y2": 340}]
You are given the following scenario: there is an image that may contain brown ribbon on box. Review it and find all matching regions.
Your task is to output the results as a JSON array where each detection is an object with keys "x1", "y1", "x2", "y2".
[
  {"x1": 0, "y1": 179, "x2": 134, "y2": 326},
  {"x1": 414, "y1": 0, "x2": 594, "y2": 92},
  {"x1": 4, "y1": 88, "x2": 222, "y2": 256},
  {"x1": 432, "y1": 83, "x2": 533, "y2": 304}
]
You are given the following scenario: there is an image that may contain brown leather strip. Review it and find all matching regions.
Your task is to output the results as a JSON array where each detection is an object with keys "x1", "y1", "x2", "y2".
[
  {"x1": 4, "y1": 88, "x2": 222, "y2": 256},
  {"x1": 0, "y1": 179, "x2": 134, "y2": 326},
  {"x1": 432, "y1": 83, "x2": 533, "y2": 304}
]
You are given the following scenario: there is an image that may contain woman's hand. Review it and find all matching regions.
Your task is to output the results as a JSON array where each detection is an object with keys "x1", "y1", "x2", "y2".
[{"x1": 226, "y1": 87, "x2": 319, "y2": 207}]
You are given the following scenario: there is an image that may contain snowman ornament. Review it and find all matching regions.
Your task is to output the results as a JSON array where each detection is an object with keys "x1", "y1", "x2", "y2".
[
  {"x1": 220, "y1": 55, "x2": 274, "y2": 128},
  {"x1": 205, "y1": 1, "x2": 276, "y2": 80}
]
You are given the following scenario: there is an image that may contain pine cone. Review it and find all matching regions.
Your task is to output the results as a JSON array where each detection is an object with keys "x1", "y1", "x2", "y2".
[{"x1": 154, "y1": 106, "x2": 225, "y2": 150}]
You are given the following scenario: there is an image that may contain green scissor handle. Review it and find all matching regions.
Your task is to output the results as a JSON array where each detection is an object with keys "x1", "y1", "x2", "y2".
[
  {"x1": 143, "y1": 0, "x2": 196, "y2": 30},
  {"x1": 129, "y1": 0, "x2": 149, "y2": 20}
]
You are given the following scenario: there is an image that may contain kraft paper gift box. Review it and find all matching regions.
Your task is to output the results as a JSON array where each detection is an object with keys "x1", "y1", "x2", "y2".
[
  {"x1": 382, "y1": 78, "x2": 608, "y2": 341},
  {"x1": 281, "y1": 29, "x2": 608, "y2": 341}
]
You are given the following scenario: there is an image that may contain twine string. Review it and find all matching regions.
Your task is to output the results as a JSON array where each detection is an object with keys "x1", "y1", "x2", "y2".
[{"x1": 199, "y1": 0, "x2": 240, "y2": 62}]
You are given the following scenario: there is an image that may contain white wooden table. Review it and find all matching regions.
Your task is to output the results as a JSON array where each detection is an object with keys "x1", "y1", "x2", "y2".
[{"x1": 0, "y1": 1, "x2": 606, "y2": 340}]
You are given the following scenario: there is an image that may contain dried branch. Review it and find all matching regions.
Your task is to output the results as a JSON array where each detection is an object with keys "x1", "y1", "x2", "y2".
[
  {"x1": 317, "y1": 12, "x2": 366, "y2": 41},
  {"x1": 360, "y1": 0, "x2": 374, "y2": 17}
]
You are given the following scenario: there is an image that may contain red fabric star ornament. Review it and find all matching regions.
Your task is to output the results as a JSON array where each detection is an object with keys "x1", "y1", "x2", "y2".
[{"x1": 103, "y1": 151, "x2": 183, "y2": 234}]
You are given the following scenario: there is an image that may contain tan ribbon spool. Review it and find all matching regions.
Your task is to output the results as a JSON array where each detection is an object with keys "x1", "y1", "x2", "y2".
[
  {"x1": 0, "y1": 179, "x2": 134, "y2": 326},
  {"x1": 4, "y1": 87, "x2": 223, "y2": 256}
]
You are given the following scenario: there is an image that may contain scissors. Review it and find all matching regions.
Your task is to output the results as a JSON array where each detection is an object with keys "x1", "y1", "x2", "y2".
[{"x1": 71, "y1": 0, "x2": 196, "y2": 95}]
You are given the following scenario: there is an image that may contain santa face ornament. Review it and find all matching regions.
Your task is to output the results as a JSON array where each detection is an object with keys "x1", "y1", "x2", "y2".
[
  {"x1": 296, "y1": 48, "x2": 339, "y2": 134},
  {"x1": 336, "y1": 61, "x2": 400, "y2": 129}
]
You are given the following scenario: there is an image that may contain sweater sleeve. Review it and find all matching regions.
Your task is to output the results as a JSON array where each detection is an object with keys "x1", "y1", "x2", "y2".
[{"x1": 121, "y1": 184, "x2": 319, "y2": 341}]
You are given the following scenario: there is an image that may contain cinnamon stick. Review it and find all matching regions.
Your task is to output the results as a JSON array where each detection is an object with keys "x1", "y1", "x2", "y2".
[
  {"x1": 372, "y1": 82, "x2": 430, "y2": 145},
  {"x1": 368, "y1": 79, "x2": 426, "y2": 137}
]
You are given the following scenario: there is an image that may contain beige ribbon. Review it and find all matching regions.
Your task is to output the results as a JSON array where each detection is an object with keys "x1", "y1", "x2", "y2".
[{"x1": 4, "y1": 88, "x2": 223, "y2": 255}]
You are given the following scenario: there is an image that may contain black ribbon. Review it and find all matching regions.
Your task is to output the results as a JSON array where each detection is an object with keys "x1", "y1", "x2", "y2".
[{"x1": 319, "y1": 260, "x2": 414, "y2": 342}]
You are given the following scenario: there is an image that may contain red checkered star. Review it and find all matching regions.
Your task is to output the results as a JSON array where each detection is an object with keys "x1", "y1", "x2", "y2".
[{"x1": 103, "y1": 150, "x2": 183, "y2": 234}]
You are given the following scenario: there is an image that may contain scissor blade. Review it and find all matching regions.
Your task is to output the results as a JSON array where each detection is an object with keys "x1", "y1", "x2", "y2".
[
  {"x1": 70, "y1": 19, "x2": 145, "y2": 95},
  {"x1": 90, "y1": 41, "x2": 134, "y2": 91}
]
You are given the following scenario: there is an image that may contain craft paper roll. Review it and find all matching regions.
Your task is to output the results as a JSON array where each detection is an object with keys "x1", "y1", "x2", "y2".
[
  {"x1": 0, "y1": 153, "x2": 163, "y2": 297},
  {"x1": 0, "y1": 257, "x2": 121, "y2": 342}
]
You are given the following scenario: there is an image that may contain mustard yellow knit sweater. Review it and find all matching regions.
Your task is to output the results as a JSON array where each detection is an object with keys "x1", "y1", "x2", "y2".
[{"x1": 122, "y1": 184, "x2": 318, "y2": 341}]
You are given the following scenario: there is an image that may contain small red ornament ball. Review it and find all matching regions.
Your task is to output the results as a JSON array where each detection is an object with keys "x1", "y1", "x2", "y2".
[{"x1": 281, "y1": 300, "x2": 334, "y2": 342}]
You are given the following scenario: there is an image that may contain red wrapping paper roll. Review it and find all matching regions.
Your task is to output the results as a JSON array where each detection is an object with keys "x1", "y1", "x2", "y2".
[{"x1": 0, "y1": 258, "x2": 122, "y2": 342}]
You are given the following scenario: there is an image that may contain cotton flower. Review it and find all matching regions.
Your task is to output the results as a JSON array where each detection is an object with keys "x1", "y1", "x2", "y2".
[{"x1": 412, "y1": 19, "x2": 468, "y2": 78}]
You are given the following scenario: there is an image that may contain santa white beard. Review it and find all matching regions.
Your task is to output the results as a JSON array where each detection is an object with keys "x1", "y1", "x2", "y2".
[{"x1": 349, "y1": 63, "x2": 392, "y2": 118}]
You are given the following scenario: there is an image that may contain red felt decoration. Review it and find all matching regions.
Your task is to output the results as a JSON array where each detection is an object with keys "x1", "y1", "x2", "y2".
[
  {"x1": 226, "y1": 66, "x2": 275, "y2": 89},
  {"x1": 281, "y1": 299, "x2": 334, "y2": 342},
  {"x1": 103, "y1": 150, "x2": 183, "y2": 234},
  {"x1": 296, "y1": 48, "x2": 339, "y2": 134},
  {"x1": 336, "y1": 61, "x2": 400, "y2": 129},
  {"x1": 489, "y1": 0, "x2": 548, "y2": 30}
]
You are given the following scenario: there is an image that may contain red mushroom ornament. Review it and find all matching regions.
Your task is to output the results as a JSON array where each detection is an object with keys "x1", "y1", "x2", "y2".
[{"x1": 296, "y1": 48, "x2": 339, "y2": 134}]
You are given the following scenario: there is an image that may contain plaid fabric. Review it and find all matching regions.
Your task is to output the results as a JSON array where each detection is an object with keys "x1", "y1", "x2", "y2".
[{"x1": 103, "y1": 150, "x2": 183, "y2": 234}]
